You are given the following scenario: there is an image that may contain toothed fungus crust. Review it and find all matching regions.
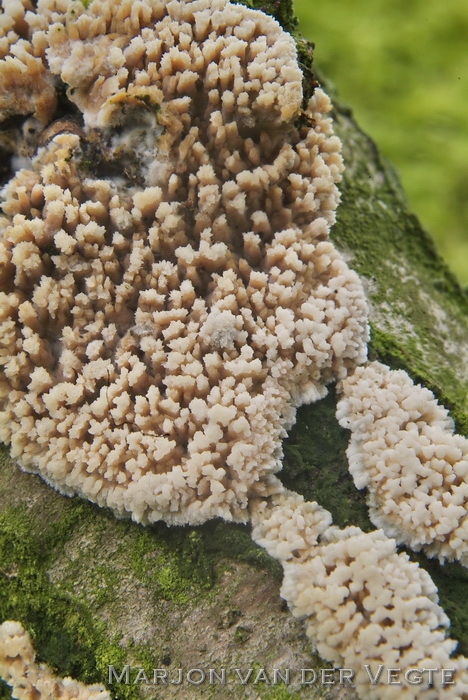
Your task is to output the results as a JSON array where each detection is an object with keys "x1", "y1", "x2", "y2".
[
  {"x1": 251, "y1": 491, "x2": 468, "y2": 700},
  {"x1": 2, "y1": 2, "x2": 468, "y2": 699},
  {"x1": 337, "y1": 362, "x2": 468, "y2": 566},
  {"x1": 0, "y1": 0, "x2": 368, "y2": 525},
  {"x1": 0, "y1": 0, "x2": 56, "y2": 125},
  {"x1": 0, "y1": 620, "x2": 110, "y2": 700}
]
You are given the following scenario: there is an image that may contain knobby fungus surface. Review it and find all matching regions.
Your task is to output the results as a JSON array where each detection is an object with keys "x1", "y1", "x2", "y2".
[
  {"x1": 251, "y1": 492, "x2": 468, "y2": 700},
  {"x1": 0, "y1": 0, "x2": 368, "y2": 525},
  {"x1": 337, "y1": 362, "x2": 468, "y2": 566},
  {"x1": 0, "y1": 1, "x2": 467, "y2": 699},
  {"x1": 0, "y1": 620, "x2": 110, "y2": 700}
]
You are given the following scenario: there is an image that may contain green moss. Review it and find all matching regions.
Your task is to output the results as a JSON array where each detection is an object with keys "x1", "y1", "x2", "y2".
[
  {"x1": 369, "y1": 325, "x2": 467, "y2": 435},
  {"x1": 328, "y1": 115, "x2": 467, "y2": 436},
  {"x1": 259, "y1": 689, "x2": 308, "y2": 699},
  {"x1": 281, "y1": 387, "x2": 372, "y2": 532},
  {"x1": 409, "y1": 552, "x2": 468, "y2": 652},
  {"x1": 201, "y1": 521, "x2": 283, "y2": 577},
  {"x1": 0, "y1": 503, "x2": 103, "y2": 688},
  {"x1": 126, "y1": 525, "x2": 214, "y2": 605},
  {"x1": 125, "y1": 517, "x2": 282, "y2": 608},
  {"x1": 0, "y1": 447, "x2": 284, "y2": 699}
]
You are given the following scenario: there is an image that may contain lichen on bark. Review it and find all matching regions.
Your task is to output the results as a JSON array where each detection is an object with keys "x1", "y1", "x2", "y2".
[{"x1": 1, "y1": 1, "x2": 467, "y2": 699}]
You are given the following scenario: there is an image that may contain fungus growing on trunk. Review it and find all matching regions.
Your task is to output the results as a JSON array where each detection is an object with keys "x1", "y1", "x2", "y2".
[
  {"x1": 0, "y1": 620, "x2": 110, "y2": 699},
  {"x1": 251, "y1": 490, "x2": 468, "y2": 699},
  {"x1": 0, "y1": 0, "x2": 368, "y2": 525},
  {"x1": 337, "y1": 362, "x2": 468, "y2": 566},
  {"x1": 0, "y1": 1, "x2": 467, "y2": 699}
]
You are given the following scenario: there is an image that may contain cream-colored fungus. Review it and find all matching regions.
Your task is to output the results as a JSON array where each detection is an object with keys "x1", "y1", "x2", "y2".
[
  {"x1": 0, "y1": 0, "x2": 368, "y2": 526},
  {"x1": 0, "y1": 621, "x2": 110, "y2": 700},
  {"x1": 337, "y1": 362, "x2": 468, "y2": 566},
  {"x1": 1, "y1": 2, "x2": 467, "y2": 699},
  {"x1": 251, "y1": 490, "x2": 468, "y2": 699}
]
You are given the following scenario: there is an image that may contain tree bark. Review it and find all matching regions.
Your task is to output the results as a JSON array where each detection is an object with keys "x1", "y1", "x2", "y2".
[{"x1": 1, "y1": 1, "x2": 467, "y2": 699}]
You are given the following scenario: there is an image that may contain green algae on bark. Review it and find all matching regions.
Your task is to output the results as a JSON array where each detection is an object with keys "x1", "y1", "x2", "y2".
[
  {"x1": 0, "y1": 445, "x2": 325, "y2": 700},
  {"x1": 328, "y1": 95, "x2": 467, "y2": 435}
]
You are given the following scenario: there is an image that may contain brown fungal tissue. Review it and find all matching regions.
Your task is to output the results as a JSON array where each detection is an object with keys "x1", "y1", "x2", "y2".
[
  {"x1": 0, "y1": 0, "x2": 56, "y2": 127},
  {"x1": 0, "y1": 620, "x2": 110, "y2": 700},
  {"x1": 0, "y1": 0, "x2": 368, "y2": 525}
]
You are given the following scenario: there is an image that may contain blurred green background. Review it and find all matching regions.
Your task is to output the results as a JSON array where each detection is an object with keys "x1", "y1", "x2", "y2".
[{"x1": 294, "y1": 0, "x2": 468, "y2": 285}]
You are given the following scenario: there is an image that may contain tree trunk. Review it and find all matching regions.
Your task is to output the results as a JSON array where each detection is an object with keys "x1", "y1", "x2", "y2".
[{"x1": 1, "y1": 1, "x2": 466, "y2": 699}]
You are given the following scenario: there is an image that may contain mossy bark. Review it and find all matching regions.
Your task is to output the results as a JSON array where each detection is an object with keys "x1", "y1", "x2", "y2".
[{"x1": 1, "y1": 1, "x2": 467, "y2": 699}]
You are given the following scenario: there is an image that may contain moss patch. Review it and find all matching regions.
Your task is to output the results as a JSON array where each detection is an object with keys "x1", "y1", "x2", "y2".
[
  {"x1": 0, "y1": 447, "x2": 295, "y2": 700},
  {"x1": 236, "y1": 0, "x2": 298, "y2": 34},
  {"x1": 281, "y1": 387, "x2": 372, "y2": 533},
  {"x1": 329, "y1": 106, "x2": 467, "y2": 435},
  {"x1": 409, "y1": 552, "x2": 468, "y2": 654},
  {"x1": 0, "y1": 492, "x2": 149, "y2": 699}
]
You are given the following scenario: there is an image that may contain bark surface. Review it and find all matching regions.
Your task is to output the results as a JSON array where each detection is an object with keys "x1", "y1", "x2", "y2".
[{"x1": 1, "y1": 1, "x2": 467, "y2": 698}]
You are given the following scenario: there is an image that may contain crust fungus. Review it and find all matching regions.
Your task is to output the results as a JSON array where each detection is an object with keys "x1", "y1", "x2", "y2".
[
  {"x1": 0, "y1": 0, "x2": 368, "y2": 525},
  {"x1": 0, "y1": 620, "x2": 110, "y2": 699},
  {"x1": 251, "y1": 491, "x2": 468, "y2": 700},
  {"x1": 1, "y1": 1, "x2": 468, "y2": 699},
  {"x1": 337, "y1": 362, "x2": 468, "y2": 566}
]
